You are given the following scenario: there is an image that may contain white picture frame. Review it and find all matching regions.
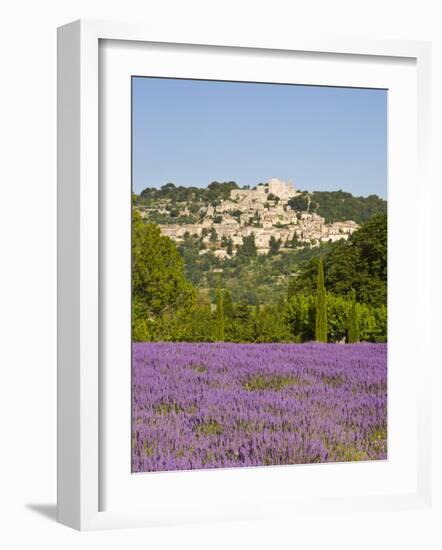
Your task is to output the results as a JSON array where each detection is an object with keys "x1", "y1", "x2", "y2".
[{"x1": 57, "y1": 19, "x2": 433, "y2": 531}]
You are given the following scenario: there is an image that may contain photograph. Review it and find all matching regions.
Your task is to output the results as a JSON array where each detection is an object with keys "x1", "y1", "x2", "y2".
[{"x1": 131, "y1": 77, "x2": 388, "y2": 473}]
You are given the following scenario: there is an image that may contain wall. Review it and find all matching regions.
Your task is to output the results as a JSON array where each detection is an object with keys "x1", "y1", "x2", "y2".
[{"x1": 0, "y1": 1, "x2": 441, "y2": 548}]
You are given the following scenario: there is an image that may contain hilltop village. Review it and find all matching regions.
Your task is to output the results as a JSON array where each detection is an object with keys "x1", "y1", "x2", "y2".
[{"x1": 137, "y1": 178, "x2": 359, "y2": 258}]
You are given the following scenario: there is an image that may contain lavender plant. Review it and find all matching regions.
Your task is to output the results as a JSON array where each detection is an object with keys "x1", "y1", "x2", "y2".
[{"x1": 132, "y1": 342, "x2": 387, "y2": 472}]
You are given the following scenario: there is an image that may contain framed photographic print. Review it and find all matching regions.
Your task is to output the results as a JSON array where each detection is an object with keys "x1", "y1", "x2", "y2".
[{"x1": 57, "y1": 20, "x2": 433, "y2": 530}]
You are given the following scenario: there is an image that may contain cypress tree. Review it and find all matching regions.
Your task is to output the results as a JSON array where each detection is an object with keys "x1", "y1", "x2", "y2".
[
  {"x1": 223, "y1": 289, "x2": 234, "y2": 320},
  {"x1": 226, "y1": 238, "x2": 233, "y2": 256},
  {"x1": 253, "y1": 300, "x2": 262, "y2": 342},
  {"x1": 315, "y1": 258, "x2": 328, "y2": 342},
  {"x1": 347, "y1": 289, "x2": 360, "y2": 343},
  {"x1": 215, "y1": 288, "x2": 225, "y2": 341}
]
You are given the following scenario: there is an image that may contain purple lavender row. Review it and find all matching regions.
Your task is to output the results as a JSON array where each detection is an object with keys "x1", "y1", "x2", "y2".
[{"x1": 132, "y1": 342, "x2": 387, "y2": 472}]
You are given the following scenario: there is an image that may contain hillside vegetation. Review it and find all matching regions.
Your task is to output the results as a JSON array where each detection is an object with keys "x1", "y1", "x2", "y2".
[
  {"x1": 132, "y1": 202, "x2": 387, "y2": 343},
  {"x1": 137, "y1": 182, "x2": 386, "y2": 225},
  {"x1": 289, "y1": 189, "x2": 387, "y2": 224}
]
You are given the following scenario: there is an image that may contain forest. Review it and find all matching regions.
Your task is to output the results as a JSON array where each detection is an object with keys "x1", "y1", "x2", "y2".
[{"x1": 288, "y1": 189, "x2": 387, "y2": 224}]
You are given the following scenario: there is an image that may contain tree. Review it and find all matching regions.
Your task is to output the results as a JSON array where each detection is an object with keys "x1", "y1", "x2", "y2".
[
  {"x1": 324, "y1": 239, "x2": 359, "y2": 296},
  {"x1": 268, "y1": 236, "x2": 281, "y2": 256},
  {"x1": 252, "y1": 211, "x2": 261, "y2": 226},
  {"x1": 215, "y1": 288, "x2": 225, "y2": 341},
  {"x1": 326, "y1": 293, "x2": 349, "y2": 343},
  {"x1": 350, "y1": 213, "x2": 387, "y2": 307},
  {"x1": 267, "y1": 193, "x2": 280, "y2": 203},
  {"x1": 288, "y1": 194, "x2": 309, "y2": 212},
  {"x1": 372, "y1": 304, "x2": 387, "y2": 343},
  {"x1": 287, "y1": 277, "x2": 298, "y2": 300},
  {"x1": 184, "y1": 304, "x2": 214, "y2": 342},
  {"x1": 238, "y1": 234, "x2": 257, "y2": 257},
  {"x1": 288, "y1": 214, "x2": 387, "y2": 308},
  {"x1": 285, "y1": 294, "x2": 315, "y2": 342},
  {"x1": 288, "y1": 233, "x2": 299, "y2": 248},
  {"x1": 347, "y1": 289, "x2": 360, "y2": 343},
  {"x1": 223, "y1": 289, "x2": 234, "y2": 319},
  {"x1": 207, "y1": 181, "x2": 239, "y2": 201},
  {"x1": 310, "y1": 190, "x2": 386, "y2": 224},
  {"x1": 228, "y1": 299, "x2": 254, "y2": 342},
  {"x1": 315, "y1": 257, "x2": 328, "y2": 342},
  {"x1": 226, "y1": 238, "x2": 233, "y2": 256},
  {"x1": 253, "y1": 304, "x2": 292, "y2": 342},
  {"x1": 285, "y1": 291, "x2": 386, "y2": 344},
  {"x1": 161, "y1": 182, "x2": 176, "y2": 191},
  {"x1": 132, "y1": 210, "x2": 194, "y2": 340}
]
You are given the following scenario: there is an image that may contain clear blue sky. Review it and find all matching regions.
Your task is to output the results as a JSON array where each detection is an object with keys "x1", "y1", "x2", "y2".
[{"x1": 132, "y1": 77, "x2": 387, "y2": 198}]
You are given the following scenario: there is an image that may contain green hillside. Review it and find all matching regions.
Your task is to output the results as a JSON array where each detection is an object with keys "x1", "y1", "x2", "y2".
[{"x1": 289, "y1": 190, "x2": 387, "y2": 224}]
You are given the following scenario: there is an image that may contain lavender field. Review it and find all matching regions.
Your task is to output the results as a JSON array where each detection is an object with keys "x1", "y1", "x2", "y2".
[{"x1": 132, "y1": 342, "x2": 387, "y2": 472}]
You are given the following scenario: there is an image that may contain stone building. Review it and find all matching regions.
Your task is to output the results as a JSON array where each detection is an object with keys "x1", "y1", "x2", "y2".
[{"x1": 151, "y1": 177, "x2": 360, "y2": 260}]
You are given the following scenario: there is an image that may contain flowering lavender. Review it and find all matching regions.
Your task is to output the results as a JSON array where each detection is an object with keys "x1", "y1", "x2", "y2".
[{"x1": 132, "y1": 343, "x2": 387, "y2": 472}]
